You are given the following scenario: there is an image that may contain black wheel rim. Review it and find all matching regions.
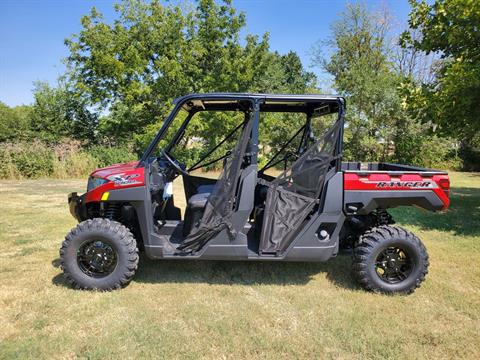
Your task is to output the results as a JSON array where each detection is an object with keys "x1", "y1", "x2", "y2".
[
  {"x1": 77, "y1": 239, "x2": 117, "y2": 278},
  {"x1": 375, "y1": 246, "x2": 413, "y2": 284}
]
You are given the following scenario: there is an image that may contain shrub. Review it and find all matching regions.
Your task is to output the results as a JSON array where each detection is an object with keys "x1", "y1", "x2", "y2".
[
  {"x1": 393, "y1": 120, "x2": 461, "y2": 171},
  {"x1": 87, "y1": 145, "x2": 137, "y2": 168},
  {"x1": 52, "y1": 151, "x2": 98, "y2": 179},
  {"x1": 0, "y1": 141, "x2": 54, "y2": 178},
  {"x1": 0, "y1": 144, "x2": 22, "y2": 179},
  {"x1": 459, "y1": 136, "x2": 480, "y2": 172},
  {"x1": 51, "y1": 139, "x2": 98, "y2": 179},
  {"x1": 0, "y1": 139, "x2": 136, "y2": 179}
]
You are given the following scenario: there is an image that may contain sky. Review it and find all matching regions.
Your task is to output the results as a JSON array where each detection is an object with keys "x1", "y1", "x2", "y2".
[{"x1": 0, "y1": 0, "x2": 412, "y2": 107}]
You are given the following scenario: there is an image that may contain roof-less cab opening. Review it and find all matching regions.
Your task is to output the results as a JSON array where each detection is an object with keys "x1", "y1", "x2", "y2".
[{"x1": 138, "y1": 94, "x2": 343, "y2": 256}]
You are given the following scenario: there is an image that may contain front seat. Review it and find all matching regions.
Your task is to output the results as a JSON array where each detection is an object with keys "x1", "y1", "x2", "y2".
[{"x1": 182, "y1": 184, "x2": 214, "y2": 236}]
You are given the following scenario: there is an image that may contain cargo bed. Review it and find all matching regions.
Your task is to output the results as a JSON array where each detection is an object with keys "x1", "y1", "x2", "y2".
[{"x1": 342, "y1": 162, "x2": 448, "y2": 175}]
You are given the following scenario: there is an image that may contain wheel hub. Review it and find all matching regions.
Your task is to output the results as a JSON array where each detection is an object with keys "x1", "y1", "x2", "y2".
[
  {"x1": 375, "y1": 246, "x2": 413, "y2": 284},
  {"x1": 77, "y1": 240, "x2": 117, "y2": 278}
]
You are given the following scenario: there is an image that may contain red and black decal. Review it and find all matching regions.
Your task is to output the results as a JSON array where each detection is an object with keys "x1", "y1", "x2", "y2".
[
  {"x1": 376, "y1": 181, "x2": 433, "y2": 188},
  {"x1": 344, "y1": 172, "x2": 450, "y2": 210}
]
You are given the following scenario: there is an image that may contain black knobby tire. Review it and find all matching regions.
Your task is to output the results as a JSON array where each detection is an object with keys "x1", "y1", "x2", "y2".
[
  {"x1": 352, "y1": 225, "x2": 429, "y2": 295},
  {"x1": 60, "y1": 218, "x2": 139, "y2": 290}
]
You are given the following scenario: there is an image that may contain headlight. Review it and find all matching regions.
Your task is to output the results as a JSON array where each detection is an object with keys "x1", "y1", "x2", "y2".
[{"x1": 87, "y1": 176, "x2": 109, "y2": 191}]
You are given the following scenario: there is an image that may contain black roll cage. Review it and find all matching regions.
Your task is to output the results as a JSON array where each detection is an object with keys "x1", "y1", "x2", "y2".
[
  {"x1": 260, "y1": 123, "x2": 306, "y2": 173},
  {"x1": 188, "y1": 115, "x2": 248, "y2": 172},
  {"x1": 139, "y1": 93, "x2": 346, "y2": 172}
]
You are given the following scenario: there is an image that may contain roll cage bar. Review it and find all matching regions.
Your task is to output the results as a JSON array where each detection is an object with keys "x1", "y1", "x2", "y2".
[
  {"x1": 188, "y1": 116, "x2": 248, "y2": 172},
  {"x1": 139, "y1": 93, "x2": 346, "y2": 170}
]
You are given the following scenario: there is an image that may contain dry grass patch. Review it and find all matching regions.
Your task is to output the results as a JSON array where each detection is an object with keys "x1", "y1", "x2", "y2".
[{"x1": 0, "y1": 172, "x2": 479, "y2": 359}]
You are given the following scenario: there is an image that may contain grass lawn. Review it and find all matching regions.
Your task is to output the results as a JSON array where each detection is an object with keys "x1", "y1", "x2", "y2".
[{"x1": 0, "y1": 172, "x2": 479, "y2": 359}]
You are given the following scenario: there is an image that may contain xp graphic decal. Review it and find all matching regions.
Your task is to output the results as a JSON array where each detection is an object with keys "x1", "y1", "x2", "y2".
[{"x1": 107, "y1": 173, "x2": 141, "y2": 186}]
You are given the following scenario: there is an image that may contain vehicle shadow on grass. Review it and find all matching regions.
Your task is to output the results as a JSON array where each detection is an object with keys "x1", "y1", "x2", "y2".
[
  {"x1": 391, "y1": 187, "x2": 480, "y2": 237},
  {"x1": 134, "y1": 252, "x2": 357, "y2": 288},
  {"x1": 51, "y1": 253, "x2": 359, "y2": 290}
]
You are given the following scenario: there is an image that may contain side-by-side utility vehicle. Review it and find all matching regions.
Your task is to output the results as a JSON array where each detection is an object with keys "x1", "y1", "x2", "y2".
[{"x1": 61, "y1": 93, "x2": 450, "y2": 294}]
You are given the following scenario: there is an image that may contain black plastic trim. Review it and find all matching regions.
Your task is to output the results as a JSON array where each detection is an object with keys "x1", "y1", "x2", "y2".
[{"x1": 344, "y1": 190, "x2": 444, "y2": 214}]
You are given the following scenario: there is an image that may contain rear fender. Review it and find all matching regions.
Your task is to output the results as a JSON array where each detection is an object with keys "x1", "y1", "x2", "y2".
[{"x1": 344, "y1": 173, "x2": 450, "y2": 214}]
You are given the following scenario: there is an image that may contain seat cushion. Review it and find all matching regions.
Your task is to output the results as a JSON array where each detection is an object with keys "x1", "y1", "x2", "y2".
[
  {"x1": 188, "y1": 192, "x2": 209, "y2": 209},
  {"x1": 183, "y1": 192, "x2": 210, "y2": 237},
  {"x1": 183, "y1": 186, "x2": 213, "y2": 236},
  {"x1": 196, "y1": 184, "x2": 215, "y2": 194}
]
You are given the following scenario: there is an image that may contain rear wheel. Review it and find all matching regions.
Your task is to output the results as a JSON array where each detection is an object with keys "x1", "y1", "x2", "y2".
[
  {"x1": 60, "y1": 218, "x2": 139, "y2": 290},
  {"x1": 352, "y1": 225, "x2": 429, "y2": 294}
]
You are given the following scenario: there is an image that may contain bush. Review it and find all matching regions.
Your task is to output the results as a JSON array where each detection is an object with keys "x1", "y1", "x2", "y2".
[
  {"x1": 87, "y1": 145, "x2": 137, "y2": 168},
  {"x1": 0, "y1": 139, "x2": 137, "y2": 179},
  {"x1": 0, "y1": 133, "x2": 466, "y2": 180},
  {"x1": 459, "y1": 137, "x2": 480, "y2": 172},
  {"x1": 0, "y1": 142, "x2": 54, "y2": 179},
  {"x1": 392, "y1": 119, "x2": 461, "y2": 171},
  {"x1": 0, "y1": 144, "x2": 22, "y2": 179}
]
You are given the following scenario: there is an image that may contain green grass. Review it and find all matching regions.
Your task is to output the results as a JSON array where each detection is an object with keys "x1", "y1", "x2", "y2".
[{"x1": 0, "y1": 173, "x2": 479, "y2": 359}]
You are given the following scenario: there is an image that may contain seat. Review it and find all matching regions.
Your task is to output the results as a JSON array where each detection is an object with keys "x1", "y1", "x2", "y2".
[
  {"x1": 188, "y1": 192, "x2": 209, "y2": 209},
  {"x1": 182, "y1": 184, "x2": 214, "y2": 236},
  {"x1": 188, "y1": 184, "x2": 214, "y2": 208},
  {"x1": 196, "y1": 184, "x2": 215, "y2": 194}
]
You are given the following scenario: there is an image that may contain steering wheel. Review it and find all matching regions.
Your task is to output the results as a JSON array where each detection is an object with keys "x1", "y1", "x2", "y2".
[{"x1": 161, "y1": 150, "x2": 188, "y2": 177}]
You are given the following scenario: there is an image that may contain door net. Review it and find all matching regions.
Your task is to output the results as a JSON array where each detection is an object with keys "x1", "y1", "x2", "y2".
[
  {"x1": 259, "y1": 120, "x2": 341, "y2": 254},
  {"x1": 176, "y1": 112, "x2": 254, "y2": 254}
]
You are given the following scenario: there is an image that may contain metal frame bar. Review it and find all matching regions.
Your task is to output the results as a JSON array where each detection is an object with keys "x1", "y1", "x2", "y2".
[
  {"x1": 187, "y1": 116, "x2": 248, "y2": 172},
  {"x1": 259, "y1": 123, "x2": 307, "y2": 173}
]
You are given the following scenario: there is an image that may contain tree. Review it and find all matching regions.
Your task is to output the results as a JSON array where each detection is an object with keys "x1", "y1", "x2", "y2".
[
  {"x1": 64, "y1": 0, "x2": 316, "y2": 150},
  {"x1": 311, "y1": 2, "x2": 458, "y2": 169},
  {"x1": 31, "y1": 82, "x2": 70, "y2": 142},
  {"x1": 312, "y1": 3, "x2": 402, "y2": 162},
  {"x1": 0, "y1": 102, "x2": 33, "y2": 142},
  {"x1": 401, "y1": 0, "x2": 480, "y2": 170},
  {"x1": 394, "y1": 28, "x2": 437, "y2": 84},
  {"x1": 31, "y1": 81, "x2": 98, "y2": 143},
  {"x1": 400, "y1": 0, "x2": 480, "y2": 169}
]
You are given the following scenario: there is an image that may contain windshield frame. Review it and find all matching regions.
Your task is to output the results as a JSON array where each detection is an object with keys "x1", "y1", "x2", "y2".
[{"x1": 138, "y1": 102, "x2": 185, "y2": 165}]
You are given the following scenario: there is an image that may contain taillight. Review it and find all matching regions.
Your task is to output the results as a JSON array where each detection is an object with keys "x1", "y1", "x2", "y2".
[{"x1": 438, "y1": 178, "x2": 450, "y2": 197}]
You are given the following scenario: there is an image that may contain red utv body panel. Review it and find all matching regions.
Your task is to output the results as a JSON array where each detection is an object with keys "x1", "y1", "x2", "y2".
[
  {"x1": 344, "y1": 172, "x2": 450, "y2": 212},
  {"x1": 85, "y1": 161, "x2": 145, "y2": 203}
]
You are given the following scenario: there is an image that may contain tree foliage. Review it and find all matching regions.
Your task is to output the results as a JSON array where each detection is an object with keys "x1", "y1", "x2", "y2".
[
  {"x1": 313, "y1": 3, "x2": 459, "y2": 168},
  {"x1": 30, "y1": 81, "x2": 98, "y2": 143},
  {"x1": 1, "y1": 0, "x2": 474, "y2": 175},
  {"x1": 400, "y1": 0, "x2": 480, "y2": 169},
  {"x1": 313, "y1": 4, "x2": 402, "y2": 162},
  {"x1": 65, "y1": 0, "x2": 316, "y2": 149},
  {"x1": 0, "y1": 102, "x2": 32, "y2": 142}
]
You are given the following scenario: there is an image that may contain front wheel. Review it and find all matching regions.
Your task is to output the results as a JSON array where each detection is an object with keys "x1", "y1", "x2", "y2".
[
  {"x1": 60, "y1": 218, "x2": 139, "y2": 290},
  {"x1": 352, "y1": 225, "x2": 429, "y2": 295}
]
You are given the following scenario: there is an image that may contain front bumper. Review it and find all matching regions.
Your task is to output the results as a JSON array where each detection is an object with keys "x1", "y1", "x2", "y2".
[{"x1": 68, "y1": 192, "x2": 87, "y2": 222}]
